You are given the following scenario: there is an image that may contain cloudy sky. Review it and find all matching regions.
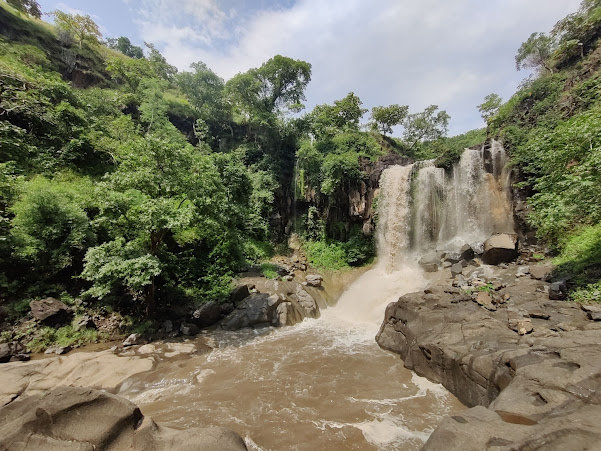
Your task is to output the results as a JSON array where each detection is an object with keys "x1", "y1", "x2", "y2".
[{"x1": 38, "y1": 0, "x2": 581, "y2": 135}]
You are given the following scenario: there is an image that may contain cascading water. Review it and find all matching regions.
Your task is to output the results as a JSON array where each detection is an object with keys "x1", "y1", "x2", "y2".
[{"x1": 117, "y1": 141, "x2": 513, "y2": 450}]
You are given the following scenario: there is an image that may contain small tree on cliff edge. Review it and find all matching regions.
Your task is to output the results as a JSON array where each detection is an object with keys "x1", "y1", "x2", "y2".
[{"x1": 370, "y1": 104, "x2": 409, "y2": 136}]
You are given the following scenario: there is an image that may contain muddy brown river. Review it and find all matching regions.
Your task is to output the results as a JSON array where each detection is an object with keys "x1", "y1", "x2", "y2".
[{"x1": 118, "y1": 265, "x2": 464, "y2": 450}]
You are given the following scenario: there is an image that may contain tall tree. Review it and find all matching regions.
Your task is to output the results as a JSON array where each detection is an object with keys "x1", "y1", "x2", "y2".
[
  {"x1": 370, "y1": 104, "x2": 409, "y2": 135},
  {"x1": 477, "y1": 93, "x2": 503, "y2": 122},
  {"x1": 515, "y1": 32, "x2": 555, "y2": 74},
  {"x1": 6, "y1": 0, "x2": 41, "y2": 18},
  {"x1": 403, "y1": 105, "x2": 450, "y2": 149},
  {"x1": 226, "y1": 55, "x2": 311, "y2": 118},
  {"x1": 51, "y1": 10, "x2": 102, "y2": 47},
  {"x1": 310, "y1": 92, "x2": 367, "y2": 139},
  {"x1": 106, "y1": 36, "x2": 144, "y2": 59}
]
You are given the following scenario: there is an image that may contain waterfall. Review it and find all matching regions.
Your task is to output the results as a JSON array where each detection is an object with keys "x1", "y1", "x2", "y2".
[
  {"x1": 378, "y1": 139, "x2": 514, "y2": 265},
  {"x1": 377, "y1": 164, "x2": 415, "y2": 272}
]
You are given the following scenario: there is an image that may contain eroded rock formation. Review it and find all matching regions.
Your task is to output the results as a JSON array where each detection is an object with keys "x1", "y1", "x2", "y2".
[{"x1": 376, "y1": 264, "x2": 601, "y2": 449}]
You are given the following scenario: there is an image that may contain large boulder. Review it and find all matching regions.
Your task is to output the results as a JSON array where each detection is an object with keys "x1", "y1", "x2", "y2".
[
  {"x1": 305, "y1": 274, "x2": 323, "y2": 287},
  {"x1": 190, "y1": 301, "x2": 222, "y2": 327},
  {"x1": 0, "y1": 387, "x2": 247, "y2": 451},
  {"x1": 295, "y1": 285, "x2": 319, "y2": 319},
  {"x1": 459, "y1": 243, "x2": 475, "y2": 261},
  {"x1": 220, "y1": 293, "x2": 285, "y2": 330},
  {"x1": 529, "y1": 263, "x2": 553, "y2": 281},
  {"x1": 549, "y1": 281, "x2": 568, "y2": 300},
  {"x1": 418, "y1": 254, "x2": 439, "y2": 272},
  {"x1": 229, "y1": 284, "x2": 253, "y2": 306},
  {"x1": 482, "y1": 233, "x2": 518, "y2": 265},
  {"x1": 29, "y1": 298, "x2": 73, "y2": 327}
]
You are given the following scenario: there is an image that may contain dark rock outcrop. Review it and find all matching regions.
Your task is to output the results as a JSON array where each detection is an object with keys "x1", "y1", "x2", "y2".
[
  {"x1": 220, "y1": 293, "x2": 285, "y2": 330},
  {"x1": 376, "y1": 270, "x2": 601, "y2": 450},
  {"x1": 0, "y1": 386, "x2": 247, "y2": 450},
  {"x1": 190, "y1": 301, "x2": 222, "y2": 328},
  {"x1": 0, "y1": 342, "x2": 28, "y2": 364},
  {"x1": 29, "y1": 298, "x2": 73, "y2": 327}
]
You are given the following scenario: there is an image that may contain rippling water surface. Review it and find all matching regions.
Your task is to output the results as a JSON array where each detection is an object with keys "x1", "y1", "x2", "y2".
[{"x1": 119, "y1": 265, "x2": 464, "y2": 450}]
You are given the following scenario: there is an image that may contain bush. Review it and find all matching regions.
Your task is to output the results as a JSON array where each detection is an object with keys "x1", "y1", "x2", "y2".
[
  {"x1": 304, "y1": 240, "x2": 349, "y2": 270},
  {"x1": 260, "y1": 263, "x2": 279, "y2": 279},
  {"x1": 553, "y1": 223, "x2": 601, "y2": 276},
  {"x1": 241, "y1": 239, "x2": 273, "y2": 264}
]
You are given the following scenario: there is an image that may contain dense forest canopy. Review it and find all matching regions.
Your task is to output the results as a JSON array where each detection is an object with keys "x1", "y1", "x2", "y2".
[{"x1": 1, "y1": 0, "x2": 601, "y2": 340}]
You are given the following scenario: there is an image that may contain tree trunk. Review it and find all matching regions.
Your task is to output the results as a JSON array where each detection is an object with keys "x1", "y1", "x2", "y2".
[{"x1": 146, "y1": 277, "x2": 156, "y2": 318}]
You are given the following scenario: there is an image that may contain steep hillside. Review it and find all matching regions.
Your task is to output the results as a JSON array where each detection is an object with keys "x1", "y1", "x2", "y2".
[{"x1": 489, "y1": 0, "x2": 601, "y2": 300}]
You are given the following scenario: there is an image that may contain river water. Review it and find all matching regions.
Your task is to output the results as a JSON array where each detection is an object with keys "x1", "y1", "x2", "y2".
[
  {"x1": 118, "y1": 142, "x2": 514, "y2": 449},
  {"x1": 118, "y1": 264, "x2": 464, "y2": 450}
]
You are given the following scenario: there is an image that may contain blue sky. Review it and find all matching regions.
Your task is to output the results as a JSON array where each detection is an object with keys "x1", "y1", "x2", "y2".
[{"x1": 37, "y1": 0, "x2": 581, "y2": 135}]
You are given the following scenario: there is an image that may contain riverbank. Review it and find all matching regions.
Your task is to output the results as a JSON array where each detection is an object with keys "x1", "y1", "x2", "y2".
[{"x1": 377, "y1": 260, "x2": 601, "y2": 450}]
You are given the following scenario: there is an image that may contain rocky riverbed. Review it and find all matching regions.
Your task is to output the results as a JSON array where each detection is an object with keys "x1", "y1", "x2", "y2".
[{"x1": 377, "y1": 260, "x2": 601, "y2": 450}]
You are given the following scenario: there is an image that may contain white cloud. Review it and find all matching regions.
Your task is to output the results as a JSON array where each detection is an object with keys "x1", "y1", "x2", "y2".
[{"x1": 132, "y1": 0, "x2": 582, "y2": 134}]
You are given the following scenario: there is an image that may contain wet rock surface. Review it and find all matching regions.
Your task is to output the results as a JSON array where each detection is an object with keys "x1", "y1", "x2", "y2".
[
  {"x1": 376, "y1": 263, "x2": 601, "y2": 450},
  {"x1": 0, "y1": 386, "x2": 247, "y2": 451}
]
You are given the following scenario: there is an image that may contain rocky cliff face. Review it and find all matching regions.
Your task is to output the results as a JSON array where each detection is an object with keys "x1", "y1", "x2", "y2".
[{"x1": 376, "y1": 263, "x2": 601, "y2": 450}]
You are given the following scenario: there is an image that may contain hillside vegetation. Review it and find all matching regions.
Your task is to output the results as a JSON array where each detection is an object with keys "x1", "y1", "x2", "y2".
[
  {"x1": 0, "y1": 1, "x2": 467, "y2": 345},
  {"x1": 487, "y1": 0, "x2": 601, "y2": 299}
]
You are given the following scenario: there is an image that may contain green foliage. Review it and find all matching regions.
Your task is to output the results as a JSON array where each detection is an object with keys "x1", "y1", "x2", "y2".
[
  {"x1": 260, "y1": 263, "x2": 279, "y2": 279},
  {"x1": 320, "y1": 151, "x2": 365, "y2": 196},
  {"x1": 304, "y1": 230, "x2": 374, "y2": 270},
  {"x1": 570, "y1": 281, "x2": 601, "y2": 303},
  {"x1": 6, "y1": 0, "x2": 41, "y2": 18},
  {"x1": 477, "y1": 93, "x2": 503, "y2": 122},
  {"x1": 515, "y1": 32, "x2": 555, "y2": 74},
  {"x1": 26, "y1": 325, "x2": 101, "y2": 353},
  {"x1": 403, "y1": 105, "x2": 450, "y2": 150},
  {"x1": 370, "y1": 104, "x2": 409, "y2": 135},
  {"x1": 310, "y1": 92, "x2": 367, "y2": 139},
  {"x1": 11, "y1": 176, "x2": 95, "y2": 278},
  {"x1": 51, "y1": 10, "x2": 102, "y2": 47},
  {"x1": 553, "y1": 223, "x2": 601, "y2": 276},
  {"x1": 106, "y1": 36, "x2": 143, "y2": 59},
  {"x1": 241, "y1": 239, "x2": 273, "y2": 264},
  {"x1": 226, "y1": 55, "x2": 311, "y2": 118},
  {"x1": 304, "y1": 240, "x2": 349, "y2": 270}
]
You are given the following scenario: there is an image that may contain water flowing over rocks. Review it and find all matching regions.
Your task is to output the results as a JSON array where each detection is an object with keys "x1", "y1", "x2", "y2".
[{"x1": 376, "y1": 264, "x2": 601, "y2": 450}]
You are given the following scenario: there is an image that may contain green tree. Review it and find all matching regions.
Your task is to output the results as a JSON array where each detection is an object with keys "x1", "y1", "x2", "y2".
[
  {"x1": 515, "y1": 32, "x2": 555, "y2": 74},
  {"x1": 176, "y1": 61, "x2": 230, "y2": 125},
  {"x1": 106, "y1": 36, "x2": 144, "y2": 59},
  {"x1": 477, "y1": 93, "x2": 503, "y2": 122},
  {"x1": 403, "y1": 105, "x2": 450, "y2": 149},
  {"x1": 226, "y1": 55, "x2": 311, "y2": 118},
  {"x1": 144, "y1": 42, "x2": 178, "y2": 81},
  {"x1": 51, "y1": 10, "x2": 102, "y2": 47},
  {"x1": 6, "y1": 0, "x2": 41, "y2": 18},
  {"x1": 310, "y1": 92, "x2": 367, "y2": 139},
  {"x1": 370, "y1": 104, "x2": 409, "y2": 135},
  {"x1": 10, "y1": 176, "x2": 95, "y2": 281}
]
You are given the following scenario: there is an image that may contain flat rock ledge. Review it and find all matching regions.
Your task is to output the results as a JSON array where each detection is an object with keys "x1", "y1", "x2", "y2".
[
  {"x1": 376, "y1": 275, "x2": 601, "y2": 450},
  {"x1": 0, "y1": 386, "x2": 247, "y2": 451}
]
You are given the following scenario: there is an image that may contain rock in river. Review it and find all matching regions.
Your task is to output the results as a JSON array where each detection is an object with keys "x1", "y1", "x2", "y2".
[{"x1": 0, "y1": 386, "x2": 247, "y2": 451}]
